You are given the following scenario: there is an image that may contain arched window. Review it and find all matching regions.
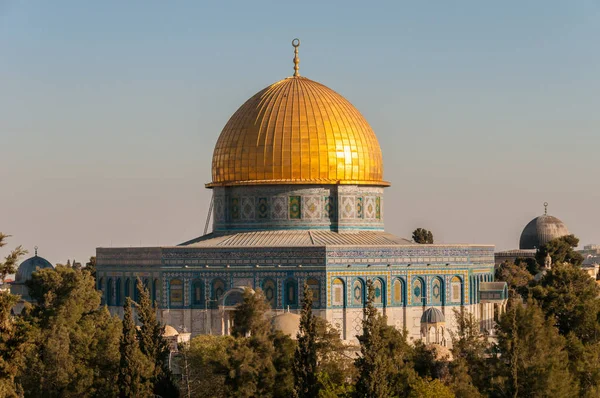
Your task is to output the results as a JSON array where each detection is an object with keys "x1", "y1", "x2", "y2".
[
  {"x1": 285, "y1": 279, "x2": 297, "y2": 307},
  {"x1": 262, "y1": 279, "x2": 276, "y2": 308},
  {"x1": 451, "y1": 276, "x2": 462, "y2": 304},
  {"x1": 307, "y1": 278, "x2": 320, "y2": 308},
  {"x1": 106, "y1": 278, "x2": 113, "y2": 306},
  {"x1": 431, "y1": 277, "x2": 443, "y2": 306},
  {"x1": 332, "y1": 278, "x2": 345, "y2": 306},
  {"x1": 152, "y1": 279, "x2": 159, "y2": 304},
  {"x1": 393, "y1": 279, "x2": 404, "y2": 305},
  {"x1": 124, "y1": 278, "x2": 131, "y2": 299},
  {"x1": 116, "y1": 278, "x2": 122, "y2": 306},
  {"x1": 98, "y1": 277, "x2": 105, "y2": 305},
  {"x1": 170, "y1": 279, "x2": 183, "y2": 307},
  {"x1": 134, "y1": 279, "x2": 140, "y2": 303},
  {"x1": 212, "y1": 279, "x2": 225, "y2": 301},
  {"x1": 413, "y1": 278, "x2": 424, "y2": 306},
  {"x1": 192, "y1": 279, "x2": 203, "y2": 306},
  {"x1": 372, "y1": 279, "x2": 384, "y2": 305},
  {"x1": 352, "y1": 279, "x2": 364, "y2": 306}
]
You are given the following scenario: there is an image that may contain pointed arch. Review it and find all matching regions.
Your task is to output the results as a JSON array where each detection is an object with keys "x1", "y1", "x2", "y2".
[
  {"x1": 169, "y1": 279, "x2": 183, "y2": 307},
  {"x1": 352, "y1": 279, "x2": 364, "y2": 306},
  {"x1": 412, "y1": 277, "x2": 425, "y2": 306},
  {"x1": 106, "y1": 278, "x2": 113, "y2": 306},
  {"x1": 430, "y1": 277, "x2": 444, "y2": 306},
  {"x1": 116, "y1": 278, "x2": 122, "y2": 306},
  {"x1": 284, "y1": 278, "x2": 297, "y2": 308},
  {"x1": 307, "y1": 278, "x2": 320, "y2": 308},
  {"x1": 332, "y1": 278, "x2": 345, "y2": 307},
  {"x1": 262, "y1": 278, "x2": 276, "y2": 308},
  {"x1": 192, "y1": 278, "x2": 203, "y2": 306}
]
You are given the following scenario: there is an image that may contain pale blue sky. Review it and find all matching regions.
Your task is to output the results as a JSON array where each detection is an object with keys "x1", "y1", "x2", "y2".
[{"x1": 1, "y1": 1, "x2": 599, "y2": 264}]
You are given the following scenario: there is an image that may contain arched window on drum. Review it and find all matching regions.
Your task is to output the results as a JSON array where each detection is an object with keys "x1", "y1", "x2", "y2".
[
  {"x1": 262, "y1": 279, "x2": 276, "y2": 308},
  {"x1": 352, "y1": 279, "x2": 364, "y2": 306},
  {"x1": 169, "y1": 279, "x2": 183, "y2": 307},
  {"x1": 192, "y1": 279, "x2": 203, "y2": 306},
  {"x1": 285, "y1": 279, "x2": 297, "y2": 308},
  {"x1": 124, "y1": 278, "x2": 131, "y2": 299},
  {"x1": 212, "y1": 279, "x2": 225, "y2": 302},
  {"x1": 372, "y1": 278, "x2": 384, "y2": 305},
  {"x1": 431, "y1": 277, "x2": 444, "y2": 306},
  {"x1": 450, "y1": 276, "x2": 463, "y2": 304},
  {"x1": 332, "y1": 278, "x2": 345, "y2": 307},
  {"x1": 392, "y1": 278, "x2": 404, "y2": 305},
  {"x1": 413, "y1": 278, "x2": 425, "y2": 306},
  {"x1": 307, "y1": 278, "x2": 320, "y2": 308},
  {"x1": 116, "y1": 278, "x2": 122, "y2": 306},
  {"x1": 106, "y1": 278, "x2": 113, "y2": 306}
]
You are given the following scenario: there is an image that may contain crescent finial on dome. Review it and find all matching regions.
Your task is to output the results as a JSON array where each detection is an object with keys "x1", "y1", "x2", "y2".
[{"x1": 292, "y1": 38, "x2": 300, "y2": 77}]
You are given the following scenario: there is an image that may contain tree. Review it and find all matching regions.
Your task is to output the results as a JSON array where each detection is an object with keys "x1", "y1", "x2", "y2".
[
  {"x1": 0, "y1": 233, "x2": 27, "y2": 283},
  {"x1": 355, "y1": 280, "x2": 400, "y2": 398},
  {"x1": 135, "y1": 278, "x2": 178, "y2": 397},
  {"x1": 448, "y1": 308, "x2": 489, "y2": 395},
  {"x1": 231, "y1": 288, "x2": 271, "y2": 338},
  {"x1": 314, "y1": 317, "x2": 356, "y2": 395},
  {"x1": 491, "y1": 300, "x2": 576, "y2": 397},
  {"x1": 408, "y1": 377, "x2": 455, "y2": 398},
  {"x1": 85, "y1": 256, "x2": 97, "y2": 280},
  {"x1": 20, "y1": 265, "x2": 122, "y2": 397},
  {"x1": 495, "y1": 261, "x2": 533, "y2": 298},
  {"x1": 412, "y1": 228, "x2": 434, "y2": 244},
  {"x1": 536, "y1": 234, "x2": 584, "y2": 266},
  {"x1": 293, "y1": 283, "x2": 319, "y2": 398},
  {"x1": 530, "y1": 263, "x2": 600, "y2": 343},
  {"x1": 0, "y1": 291, "x2": 30, "y2": 397},
  {"x1": 118, "y1": 297, "x2": 153, "y2": 398}
]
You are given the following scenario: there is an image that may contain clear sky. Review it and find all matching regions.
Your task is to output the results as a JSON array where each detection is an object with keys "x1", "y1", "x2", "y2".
[{"x1": 2, "y1": 1, "x2": 599, "y2": 265}]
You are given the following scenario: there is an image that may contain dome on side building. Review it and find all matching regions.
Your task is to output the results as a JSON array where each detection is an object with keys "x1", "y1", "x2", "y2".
[
  {"x1": 519, "y1": 204, "x2": 569, "y2": 250},
  {"x1": 421, "y1": 307, "x2": 445, "y2": 324},
  {"x1": 14, "y1": 250, "x2": 53, "y2": 283},
  {"x1": 271, "y1": 312, "x2": 301, "y2": 339}
]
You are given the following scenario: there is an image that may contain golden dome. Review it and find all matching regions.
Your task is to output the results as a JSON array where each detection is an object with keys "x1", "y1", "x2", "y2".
[{"x1": 208, "y1": 76, "x2": 388, "y2": 187}]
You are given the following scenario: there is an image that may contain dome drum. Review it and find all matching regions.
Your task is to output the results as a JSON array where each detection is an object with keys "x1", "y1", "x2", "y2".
[{"x1": 211, "y1": 184, "x2": 385, "y2": 233}]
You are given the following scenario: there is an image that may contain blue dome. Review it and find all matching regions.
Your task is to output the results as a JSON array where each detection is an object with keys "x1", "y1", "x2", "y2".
[
  {"x1": 421, "y1": 307, "x2": 445, "y2": 324},
  {"x1": 15, "y1": 255, "x2": 53, "y2": 283}
]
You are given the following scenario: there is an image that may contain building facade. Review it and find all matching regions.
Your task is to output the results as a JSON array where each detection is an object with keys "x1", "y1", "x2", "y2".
[{"x1": 97, "y1": 40, "x2": 505, "y2": 345}]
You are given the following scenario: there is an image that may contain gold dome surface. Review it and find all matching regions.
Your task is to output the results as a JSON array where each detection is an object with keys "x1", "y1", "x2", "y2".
[{"x1": 208, "y1": 76, "x2": 388, "y2": 187}]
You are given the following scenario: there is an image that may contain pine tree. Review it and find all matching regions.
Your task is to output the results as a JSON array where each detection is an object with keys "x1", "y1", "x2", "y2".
[
  {"x1": 492, "y1": 300, "x2": 576, "y2": 397},
  {"x1": 293, "y1": 283, "x2": 319, "y2": 398},
  {"x1": 118, "y1": 297, "x2": 152, "y2": 398},
  {"x1": 231, "y1": 287, "x2": 271, "y2": 338},
  {"x1": 355, "y1": 280, "x2": 397, "y2": 398},
  {"x1": 412, "y1": 228, "x2": 434, "y2": 244},
  {"x1": 135, "y1": 278, "x2": 178, "y2": 397},
  {"x1": 0, "y1": 233, "x2": 27, "y2": 282}
]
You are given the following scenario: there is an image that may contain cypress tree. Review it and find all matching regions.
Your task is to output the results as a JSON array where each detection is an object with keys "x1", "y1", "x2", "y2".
[
  {"x1": 355, "y1": 280, "x2": 396, "y2": 398},
  {"x1": 293, "y1": 283, "x2": 319, "y2": 398},
  {"x1": 118, "y1": 297, "x2": 152, "y2": 398},
  {"x1": 135, "y1": 278, "x2": 178, "y2": 397}
]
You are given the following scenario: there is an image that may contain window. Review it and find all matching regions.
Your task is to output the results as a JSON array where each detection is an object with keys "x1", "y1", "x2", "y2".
[
  {"x1": 116, "y1": 279, "x2": 122, "y2": 306},
  {"x1": 152, "y1": 279, "x2": 159, "y2": 304},
  {"x1": 98, "y1": 278, "x2": 104, "y2": 305},
  {"x1": 307, "y1": 278, "x2": 320, "y2": 308},
  {"x1": 393, "y1": 279, "x2": 403, "y2": 304},
  {"x1": 413, "y1": 278, "x2": 424, "y2": 305},
  {"x1": 352, "y1": 280, "x2": 364, "y2": 306},
  {"x1": 332, "y1": 279, "x2": 344, "y2": 306},
  {"x1": 212, "y1": 279, "x2": 225, "y2": 301},
  {"x1": 263, "y1": 279, "x2": 276, "y2": 308},
  {"x1": 106, "y1": 278, "x2": 113, "y2": 306},
  {"x1": 170, "y1": 279, "x2": 183, "y2": 307},
  {"x1": 192, "y1": 279, "x2": 203, "y2": 305},
  {"x1": 285, "y1": 280, "x2": 297, "y2": 306},
  {"x1": 373, "y1": 279, "x2": 383, "y2": 305},
  {"x1": 124, "y1": 279, "x2": 131, "y2": 299},
  {"x1": 431, "y1": 277, "x2": 443, "y2": 305},
  {"x1": 451, "y1": 276, "x2": 462, "y2": 303}
]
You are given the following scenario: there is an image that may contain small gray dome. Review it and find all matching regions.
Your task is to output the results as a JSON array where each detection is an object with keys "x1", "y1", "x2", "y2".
[
  {"x1": 15, "y1": 254, "x2": 53, "y2": 283},
  {"x1": 271, "y1": 312, "x2": 301, "y2": 339},
  {"x1": 519, "y1": 214, "x2": 569, "y2": 250},
  {"x1": 421, "y1": 307, "x2": 445, "y2": 324}
]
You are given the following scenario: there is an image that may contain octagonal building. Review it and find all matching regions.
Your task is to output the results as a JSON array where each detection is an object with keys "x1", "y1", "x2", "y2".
[{"x1": 96, "y1": 41, "x2": 504, "y2": 344}]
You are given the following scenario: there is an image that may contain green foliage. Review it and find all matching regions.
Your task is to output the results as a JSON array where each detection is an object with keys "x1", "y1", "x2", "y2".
[
  {"x1": 135, "y1": 278, "x2": 178, "y2": 397},
  {"x1": 0, "y1": 291, "x2": 30, "y2": 397},
  {"x1": 492, "y1": 300, "x2": 576, "y2": 397},
  {"x1": 85, "y1": 256, "x2": 96, "y2": 280},
  {"x1": 314, "y1": 317, "x2": 356, "y2": 393},
  {"x1": 294, "y1": 283, "x2": 319, "y2": 398},
  {"x1": 536, "y1": 234, "x2": 584, "y2": 266},
  {"x1": 408, "y1": 377, "x2": 455, "y2": 398},
  {"x1": 530, "y1": 263, "x2": 600, "y2": 343},
  {"x1": 231, "y1": 287, "x2": 271, "y2": 338},
  {"x1": 412, "y1": 228, "x2": 434, "y2": 244},
  {"x1": 0, "y1": 233, "x2": 27, "y2": 282},
  {"x1": 495, "y1": 260, "x2": 533, "y2": 297},
  {"x1": 118, "y1": 297, "x2": 153, "y2": 398},
  {"x1": 355, "y1": 280, "x2": 413, "y2": 398},
  {"x1": 19, "y1": 266, "x2": 123, "y2": 397}
]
